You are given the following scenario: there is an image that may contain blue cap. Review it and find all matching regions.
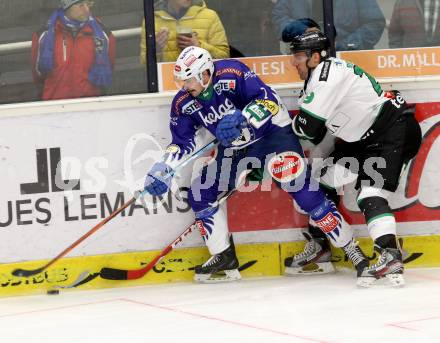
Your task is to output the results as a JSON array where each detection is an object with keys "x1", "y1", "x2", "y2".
[{"x1": 281, "y1": 18, "x2": 320, "y2": 43}]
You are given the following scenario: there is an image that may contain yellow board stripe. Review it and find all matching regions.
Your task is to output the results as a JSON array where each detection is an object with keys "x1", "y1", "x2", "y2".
[{"x1": 0, "y1": 235, "x2": 438, "y2": 297}]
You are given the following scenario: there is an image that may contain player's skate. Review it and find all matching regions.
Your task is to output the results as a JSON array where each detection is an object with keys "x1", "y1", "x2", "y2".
[
  {"x1": 284, "y1": 231, "x2": 334, "y2": 275},
  {"x1": 341, "y1": 238, "x2": 370, "y2": 283},
  {"x1": 357, "y1": 245, "x2": 404, "y2": 288},
  {"x1": 194, "y1": 237, "x2": 241, "y2": 283}
]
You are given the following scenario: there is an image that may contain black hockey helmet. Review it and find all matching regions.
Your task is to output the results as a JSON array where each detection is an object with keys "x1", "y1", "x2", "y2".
[{"x1": 290, "y1": 30, "x2": 330, "y2": 59}]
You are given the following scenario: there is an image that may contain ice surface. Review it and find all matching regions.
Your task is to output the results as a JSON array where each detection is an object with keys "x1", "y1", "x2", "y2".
[{"x1": 1, "y1": 268, "x2": 440, "y2": 342}]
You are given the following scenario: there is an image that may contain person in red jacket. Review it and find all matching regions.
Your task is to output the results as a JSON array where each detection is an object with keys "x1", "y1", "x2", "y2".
[{"x1": 32, "y1": 0, "x2": 116, "y2": 100}]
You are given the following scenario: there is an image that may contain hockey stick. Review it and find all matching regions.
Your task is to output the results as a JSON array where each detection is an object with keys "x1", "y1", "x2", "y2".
[
  {"x1": 12, "y1": 139, "x2": 218, "y2": 278},
  {"x1": 99, "y1": 188, "x2": 236, "y2": 281}
]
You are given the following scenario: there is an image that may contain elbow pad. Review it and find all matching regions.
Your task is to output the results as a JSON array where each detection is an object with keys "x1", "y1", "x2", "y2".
[{"x1": 292, "y1": 110, "x2": 327, "y2": 145}]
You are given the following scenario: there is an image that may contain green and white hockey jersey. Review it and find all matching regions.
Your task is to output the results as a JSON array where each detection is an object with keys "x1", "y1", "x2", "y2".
[{"x1": 296, "y1": 57, "x2": 389, "y2": 143}]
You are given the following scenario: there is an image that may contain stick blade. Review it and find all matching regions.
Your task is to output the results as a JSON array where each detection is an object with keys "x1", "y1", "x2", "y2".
[
  {"x1": 100, "y1": 267, "x2": 129, "y2": 280},
  {"x1": 11, "y1": 267, "x2": 44, "y2": 278}
]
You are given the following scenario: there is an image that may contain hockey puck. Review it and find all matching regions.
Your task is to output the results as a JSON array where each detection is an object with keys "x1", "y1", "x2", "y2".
[{"x1": 47, "y1": 289, "x2": 60, "y2": 295}]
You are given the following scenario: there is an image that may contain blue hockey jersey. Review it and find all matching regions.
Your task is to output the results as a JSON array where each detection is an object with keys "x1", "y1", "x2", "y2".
[{"x1": 165, "y1": 59, "x2": 291, "y2": 166}]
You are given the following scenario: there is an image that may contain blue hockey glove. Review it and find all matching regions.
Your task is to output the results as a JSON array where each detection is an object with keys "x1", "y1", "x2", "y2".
[
  {"x1": 215, "y1": 109, "x2": 247, "y2": 147},
  {"x1": 144, "y1": 162, "x2": 173, "y2": 196}
]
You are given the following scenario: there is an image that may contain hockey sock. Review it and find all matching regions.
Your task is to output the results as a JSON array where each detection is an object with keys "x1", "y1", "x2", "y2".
[
  {"x1": 358, "y1": 196, "x2": 396, "y2": 241},
  {"x1": 309, "y1": 199, "x2": 353, "y2": 248},
  {"x1": 308, "y1": 224, "x2": 328, "y2": 240},
  {"x1": 194, "y1": 202, "x2": 230, "y2": 255},
  {"x1": 375, "y1": 234, "x2": 398, "y2": 250}
]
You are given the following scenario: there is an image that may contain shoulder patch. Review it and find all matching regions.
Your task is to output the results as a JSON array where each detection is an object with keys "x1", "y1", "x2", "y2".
[
  {"x1": 319, "y1": 61, "x2": 331, "y2": 82},
  {"x1": 173, "y1": 92, "x2": 191, "y2": 114},
  {"x1": 256, "y1": 99, "x2": 279, "y2": 115},
  {"x1": 215, "y1": 68, "x2": 243, "y2": 77}
]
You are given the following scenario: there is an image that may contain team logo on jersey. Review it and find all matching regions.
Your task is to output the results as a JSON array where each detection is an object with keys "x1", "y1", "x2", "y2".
[
  {"x1": 198, "y1": 98, "x2": 235, "y2": 126},
  {"x1": 303, "y1": 92, "x2": 315, "y2": 104},
  {"x1": 256, "y1": 99, "x2": 279, "y2": 115},
  {"x1": 214, "y1": 80, "x2": 236, "y2": 94},
  {"x1": 268, "y1": 151, "x2": 305, "y2": 182},
  {"x1": 182, "y1": 100, "x2": 202, "y2": 115},
  {"x1": 165, "y1": 144, "x2": 181, "y2": 155}
]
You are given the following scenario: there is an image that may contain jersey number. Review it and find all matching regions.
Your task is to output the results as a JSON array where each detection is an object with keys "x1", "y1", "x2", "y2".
[{"x1": 352, "y1": 65, "x2": 382, "y2": 96}]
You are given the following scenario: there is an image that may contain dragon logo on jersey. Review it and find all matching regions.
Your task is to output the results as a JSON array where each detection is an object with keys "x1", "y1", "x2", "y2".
[
  {"x1": 198, "y1": 98, "x2": 235, "y2": 126},
  {"x1": 303, "y1": 92, "x2": 315, "y2": 104},
  {"x1": 182, "y1": 100, "x2": 203, "y2": 115},
  {"x1": 214, "y1": 80, "x2": 236, "y2": 95},
  {"x1": 268, "y1": 151, "x2": 305, "y2": 182}
]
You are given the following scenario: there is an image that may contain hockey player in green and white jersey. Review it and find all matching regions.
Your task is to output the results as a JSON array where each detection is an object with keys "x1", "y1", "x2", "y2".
[
  {"x1": 286, "y1": 30, "x2": 422, "y2": 287},
  {"x1": 291, "y1": 28, "x2": 421, "y2": 286}
]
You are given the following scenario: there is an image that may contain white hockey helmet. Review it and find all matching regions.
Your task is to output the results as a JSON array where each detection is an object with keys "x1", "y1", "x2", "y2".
[{"x1": 174, "y1": 46, "x2": 214, "y2": 90}]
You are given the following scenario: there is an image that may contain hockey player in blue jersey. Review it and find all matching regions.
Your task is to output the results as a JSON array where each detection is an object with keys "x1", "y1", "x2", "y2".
[{"x1": 143, "y1": 46, "x2": 368, "y2": 283}]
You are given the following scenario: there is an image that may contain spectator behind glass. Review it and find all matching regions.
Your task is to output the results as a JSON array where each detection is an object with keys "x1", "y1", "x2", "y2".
[
  {"x1": 141, "y1": 0, "x2": 229, "y2": 64},
  {"x1": 272, "y1": 0, "x2": 386, "y2": 51},
  {"x1": 205, "y1": 0, "x2": 279, "y2": 57},
  {"x1": 389, "y1": 0, "x2": 440, "y2": 48},
  {"x1": 31, "y1": 0, "x2": 116, "y2": 101}
]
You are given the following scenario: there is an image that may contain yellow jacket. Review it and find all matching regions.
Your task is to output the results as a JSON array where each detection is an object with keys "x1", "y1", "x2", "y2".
[{"x1": 141, "y1": 0, "x2": 229, "y2": 63}]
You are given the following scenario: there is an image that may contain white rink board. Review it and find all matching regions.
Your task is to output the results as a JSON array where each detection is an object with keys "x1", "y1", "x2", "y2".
[
  {"x1": 0, "y1": 103, "x2": 214, "y2": 262},
  {"x1": 0, "y1": 84, "x2": 440, "y2": 263}
]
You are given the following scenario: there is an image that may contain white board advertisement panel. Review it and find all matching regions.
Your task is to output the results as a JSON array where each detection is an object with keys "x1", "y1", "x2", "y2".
[{"x1": 0, "y1": 90, "x2": 439, "y2": 263}]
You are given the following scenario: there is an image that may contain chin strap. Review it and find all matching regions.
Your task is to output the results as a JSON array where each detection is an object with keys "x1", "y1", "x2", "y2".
[
  {"x1": 304, "y1": 49, "x2": 329, "y2": 80},
  {"x1": 198, "y1": 71, "x2": 213, "y2": 92}
]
